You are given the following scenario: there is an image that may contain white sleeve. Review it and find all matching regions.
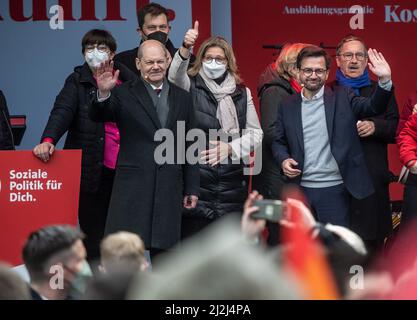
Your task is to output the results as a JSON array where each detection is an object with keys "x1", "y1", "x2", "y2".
[
  {"x1": 229, "y1": 87, "x2": 263, "y2": 160},
  {"x1": 168, "y1": 51, "x2": 191, "y2": 92}
]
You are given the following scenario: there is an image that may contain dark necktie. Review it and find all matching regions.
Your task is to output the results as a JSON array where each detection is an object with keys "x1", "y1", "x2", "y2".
[
  {"x1": 153, "y1": 87, "x2": 167, "y2": 127},
  {"x1": 154, "y1": 88, "x2": 162, "y2": 97}
]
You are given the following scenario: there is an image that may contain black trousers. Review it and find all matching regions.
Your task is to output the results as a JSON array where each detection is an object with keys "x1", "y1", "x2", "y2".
[
  {"x1": 181, "y1": 216, "x2": 212, "y2": 240},
  {"x1": 78, "y1": 166, "x2": 115, "y2": 262}
]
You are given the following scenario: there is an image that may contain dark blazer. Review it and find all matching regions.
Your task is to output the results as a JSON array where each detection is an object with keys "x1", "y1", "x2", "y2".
[
  {"x1": 41, "y1": 62, "x2": 136, "y2": 193},
  {"x1": 272, "y1": 85, "x2": 393, "y2": 200},
  {"x1": 89, "y1": 77, "x2": 199, "y2": 250},
  {"x1": 330, "y1": 80, "x2": 399, "y2": 241},
  {"x1": 0, "y1": 90, "x2": 14, "y2": 150}
]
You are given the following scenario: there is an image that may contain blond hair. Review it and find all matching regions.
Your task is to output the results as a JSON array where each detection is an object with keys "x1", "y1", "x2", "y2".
[
  {"x1": 188, "y1": 36, "x2": 243, "y2": 84},
  {"x1": 276, "y1": 43, "x2": 312, "y2": 80},
  {"x1": 100, "y1": 231, "x2": 146, "y2": 272}
]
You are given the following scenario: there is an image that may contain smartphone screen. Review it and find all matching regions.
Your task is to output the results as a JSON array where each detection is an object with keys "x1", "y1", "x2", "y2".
[{"x1": 251, "y1": 199, "x2": 286, "y2": 222}]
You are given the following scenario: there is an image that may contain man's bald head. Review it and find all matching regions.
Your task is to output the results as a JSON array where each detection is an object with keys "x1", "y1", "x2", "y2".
[
  {"x1": 137, "y1": 39, "x2": 167, "y2": 60},
  {"x1": 135, "y1": 39, "x2": 169, "y2": 86}
]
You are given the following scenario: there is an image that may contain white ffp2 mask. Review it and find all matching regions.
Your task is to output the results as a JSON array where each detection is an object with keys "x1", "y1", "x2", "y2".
[
  {"x1": 202, "y1": 60, "x2": 227, "y2": 79},
  {"x1": 85, "y1": 48, "x2": 109, "y2": 69}
]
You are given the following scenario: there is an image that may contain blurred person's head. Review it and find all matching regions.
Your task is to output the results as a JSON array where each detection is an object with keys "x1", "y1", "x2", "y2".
[
  {"x1": 380, "y1": 218, "x2": 417, "y2": 281},
  {"x1": 129, "y1": 217, "x2": 299, "y2": 299},
  {"x1": 279, "y1": 188, "x2": 368, "y2": 298},
  {"x1": 276, "y1": 43, "x2": 312, "y2": 81},
  {"x1": 0, "y1": 264, "x2": 30, "y2": 300},
  {"x1": 81, "y1": 29, "x2": 117, "y2": 69},
  {"x1": 100, "y1": 231, "x2": 148, "y2": 274},
  {"x1": 137, "y1": 3, "x2": 170, "y2": 43},
  {"x1": 316, "y1": 225, "x2": 367, "y2": 297},
  {"x1": 325, "y1": 224, "x2": 367, "y2": 256},
  {"x1": 84, "y1": 267, "x2": 139, "y2": 300},
  {"x1": 346, "y1": 271, "x2": 394, "y2": 300},
  {"x1": 188, "y1": 36, "x2": 242, "y2": 84},
  {"x1": 336, "y1": 35, "x2": 368, "y2": 79},
  {"x1": 22, "y1": 225, "x2": 92, "y2": 300}
]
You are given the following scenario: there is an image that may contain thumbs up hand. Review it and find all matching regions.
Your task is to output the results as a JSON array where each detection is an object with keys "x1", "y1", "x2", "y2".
[{"x1": 182, "y1": 21, "x2": 199, "y2": 49}]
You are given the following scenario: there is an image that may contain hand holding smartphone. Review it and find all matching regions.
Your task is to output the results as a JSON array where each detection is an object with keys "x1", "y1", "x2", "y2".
[{"x1": 251, "y1": 199, "x2": 286, "y2": 223}]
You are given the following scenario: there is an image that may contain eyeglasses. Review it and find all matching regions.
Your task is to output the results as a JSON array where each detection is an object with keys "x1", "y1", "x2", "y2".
[
  {"x1": 300, "y1": 68, "x2": 327, "y2": 77},
  {"x1": 143, "y1": 24, "x2": 170, "y2": 32},
  {"x1": 203, "y1": 57, "x2": 227, "y2": 65},
  {"x1": 338, "y1": 52, "x2": 367, "y2": 61},
  {"x1": 85, "y1": 44, "x2": 109, "y2": 53}
]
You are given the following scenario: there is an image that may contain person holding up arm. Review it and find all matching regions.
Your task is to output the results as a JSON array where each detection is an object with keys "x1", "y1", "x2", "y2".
[{"x1": 169, "y1": 22, "x2": 263, "y2": 239}]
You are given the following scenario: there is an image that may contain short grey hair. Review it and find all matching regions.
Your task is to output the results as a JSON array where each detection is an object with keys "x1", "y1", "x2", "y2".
[
  {"x1": 336, "y1": 35, "x2": 367, "y2": 56},
  {"x1": 137, "y1": 40, "x2": 167, "y2": 60}
]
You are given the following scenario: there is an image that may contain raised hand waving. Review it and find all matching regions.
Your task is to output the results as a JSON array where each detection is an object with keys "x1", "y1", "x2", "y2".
[
  {"x1": 367, "y1": 48, "x2": 391, "y2": 84},
  {"x1": 94, "y1": 60, "x2": 120, "y2": 98}
]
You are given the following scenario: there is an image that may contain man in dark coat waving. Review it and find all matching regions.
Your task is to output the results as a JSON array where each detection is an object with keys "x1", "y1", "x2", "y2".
[{"x1": 90, "y1": 40, "x2": 199, "y2": 258}]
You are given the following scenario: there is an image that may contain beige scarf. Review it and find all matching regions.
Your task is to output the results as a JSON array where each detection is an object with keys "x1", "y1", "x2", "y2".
[{"x1": 199, "y1": 70, "x2": 240, "y2": 134}]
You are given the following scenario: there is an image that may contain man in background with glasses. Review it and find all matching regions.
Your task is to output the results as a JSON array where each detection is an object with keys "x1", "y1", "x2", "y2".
[
  {"x1": 272, "y1": 45, "x2": 393, "y2": 230},
  {"x1": 331, "y1": 35, "x2": 399, "y2": 258}
]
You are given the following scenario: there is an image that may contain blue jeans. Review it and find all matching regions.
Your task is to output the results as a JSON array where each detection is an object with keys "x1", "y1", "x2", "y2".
[{"x1": 301, "y1": 183, "x2": 350, "y2": 227}]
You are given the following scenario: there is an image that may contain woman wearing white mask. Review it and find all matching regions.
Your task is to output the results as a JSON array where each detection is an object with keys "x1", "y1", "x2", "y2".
[
  {"x1": 169, "y1": 33, "x2": 263, "y2": 238},
  {"x1": 33, "y1": 29, "x2": 136, "y2": 263}
]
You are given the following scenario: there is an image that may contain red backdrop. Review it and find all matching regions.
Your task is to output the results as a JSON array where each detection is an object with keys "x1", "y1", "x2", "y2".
[{"x1": 231, "y1": 0, "x2": 417, "y2": 200}]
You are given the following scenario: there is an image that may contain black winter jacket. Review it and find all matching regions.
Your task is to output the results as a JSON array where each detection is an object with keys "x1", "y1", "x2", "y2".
[
  {"x1": 41, "y1": 62, "x2": 136, "y2": 193},
  {"x1": 188, "y1": 74, "x2": 249, "y2": 219},
  {"x1": 253, "y1": 66, "x2": 296, "y2": 199}
]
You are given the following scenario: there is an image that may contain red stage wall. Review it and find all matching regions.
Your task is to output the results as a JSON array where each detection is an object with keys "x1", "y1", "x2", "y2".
[{"x1": 231, "y1": 0, "x2": 417, "y2": 200}]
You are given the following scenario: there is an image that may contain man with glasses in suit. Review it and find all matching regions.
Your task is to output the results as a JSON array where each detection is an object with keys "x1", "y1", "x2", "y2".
[
  {"x1": 330, "y1": 35, "x2": 399, "y2": 256},
  {"x1": 272, "y1": 45, "x2": 393, "y2": 228}
]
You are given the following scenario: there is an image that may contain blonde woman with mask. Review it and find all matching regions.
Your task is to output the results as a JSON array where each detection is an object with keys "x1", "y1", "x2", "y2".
[{"x1": 169, "y1": 22, "x2": 263, "y2": 239}]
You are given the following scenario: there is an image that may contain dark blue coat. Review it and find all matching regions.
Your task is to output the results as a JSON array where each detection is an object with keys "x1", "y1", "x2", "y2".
[
  {"x1": 89, "y1": 77, "x2": 200, "y2": 250},
  {"x1": 271, "y1": 85, "x2": 393, "y2": 200}
]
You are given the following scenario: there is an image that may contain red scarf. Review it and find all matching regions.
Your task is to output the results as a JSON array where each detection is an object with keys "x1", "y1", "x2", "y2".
[{"x1": 289, "y1": 77, "x2": 302, "y2": 93}]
